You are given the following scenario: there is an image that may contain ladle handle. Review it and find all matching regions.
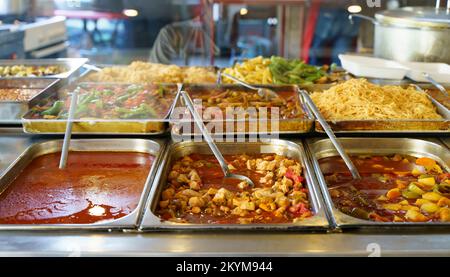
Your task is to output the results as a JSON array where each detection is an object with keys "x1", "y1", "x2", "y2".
[
  {"x1": 221, "y1": 72, "x2": 259, "y2": 90},
  {"x1": 59, "y1": 88, "x2": 79, "y2": 169},
  {"x1": 180, "y1": 91, "x2": 230, "y2": 176},
  {"x1": 299, "y1": 89, "x2": 361, "y2": 180}
]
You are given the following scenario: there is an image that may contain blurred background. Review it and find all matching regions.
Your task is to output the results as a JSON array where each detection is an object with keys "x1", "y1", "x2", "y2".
[{"x1": 0, "y1": 0, "x2": 437, "y2": 66}]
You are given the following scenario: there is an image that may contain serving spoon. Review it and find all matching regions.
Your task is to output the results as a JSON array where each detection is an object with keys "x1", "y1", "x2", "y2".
[
  {"x1": 422, "y1": 72, "x2": 449, "y2": 98},
  {"x1": 298, "y1": 89, "x2": 361, "y2": 180},
  {"x1": 59, "y1": 88, "x2": 79, "y2": 169},
  {"x1": 180, "y1": 91, "x2": 255, "y2": 187},
  {"x1": 221, "y1": 72, "x2": 279, "y2": 100}
]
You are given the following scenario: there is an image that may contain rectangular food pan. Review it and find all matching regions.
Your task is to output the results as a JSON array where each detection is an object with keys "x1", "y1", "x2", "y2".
[
  {"x1": 0, "y1": 139, "x2": 165, "y2": 231},
  {"x1": 306, "y1": 138, "x2": 450, "y2": 230},
  {"x1": 0, "y1": 58, "x2": 87, "y2": 79},
  {"x1": 170, "y1": 84, "x2": 314, "y2": 137},
  {"x1": 304, "y1": 84, "x2": 450, "y2": 134},
  {"x1": 140, "y1": 139, "x2": 329, "y2": 231},
  {"x1": 21, "y1": 82, "x2": 178, "y2": 135},
  {"x1": 0, "y1": 78, "x2": 60, "y2": 124}
]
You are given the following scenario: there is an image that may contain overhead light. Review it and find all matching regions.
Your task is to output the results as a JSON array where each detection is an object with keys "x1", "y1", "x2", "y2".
[
  {"x1": 347, "y1": 5, "x2": 362, "y2": 13},
  {"x1": 240, "y1": 8, "x2": 248, "y2": 16},
  {"x1": 123, "y1": 9, "x2": 139, "y2": 17}
]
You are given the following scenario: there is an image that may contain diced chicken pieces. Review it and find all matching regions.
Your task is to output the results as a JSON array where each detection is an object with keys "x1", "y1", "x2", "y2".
[
  {"x1": 161, "y1": 188, "x2": 175, "y2": 200},
  {"x1": 188, "y1": 169, "x2": 201, "y2": 182},
  {"x1": 277, "y1": 165, "x2": 288, "y2": 178},
  {"x1": 259, "y1": 202, "x2": 277, "y2": 212},
  {"x1": 180, "y1": 189, "x2": 202, "y2": 198},
  {"x1": 238, "y1": 200, "x2": 255, "y2": 211},
  {"x1": 176, "y1": 174, "x2": 189, "y2": 184},
  {"x1": 279, "y1": 176, "x2": 293, "y2": 193},
  {"x1": 246, "y1": 159, "x2": 255, "y2": 170},
  {"x1": 188, "y1": 196, "x2": 205, "y2": 208},
  {"x1": 188, "y1": 180, "x2": 201, "y2": 190},
  {"x1": 159, "y1": 200, "x2": 169, "y2": 208},
  {"x1": 206, "y1": 188, "x2": 218, "y2": 195},
  {"x1": 192, "y1": 160, "x2": 204, "y2": 168},
  {"x1": 158, "y1": 153, "x2": 310, "y2": 224},
  {"x1": 255, "y1": 160, "x2": 277, "y2": 171},
  {"x1": 168, "y1": 170, "x2": 179, "y2": 181},
  {"x1": 259, "y1": 172, "x2": 274, "y2": 185},
  {"x1": 212, "y1": 188, "x2": 233, "y2": 206}
]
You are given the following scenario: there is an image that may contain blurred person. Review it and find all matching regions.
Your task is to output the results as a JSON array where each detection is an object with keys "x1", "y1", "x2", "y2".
[
  {"x1": 305, "y1": 0, "x2": 362, "y2": 66},
  {"x1": 149, "y1": 4, "x2": 219, "y2": 65}
]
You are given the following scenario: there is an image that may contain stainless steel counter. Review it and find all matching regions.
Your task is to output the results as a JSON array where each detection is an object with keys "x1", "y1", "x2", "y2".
[{"x1": 0, "y1": 135, "x2": 449, "y2": 257}]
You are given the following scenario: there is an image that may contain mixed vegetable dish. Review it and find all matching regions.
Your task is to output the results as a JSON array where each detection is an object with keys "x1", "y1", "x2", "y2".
[
  {"x1": 28, "y1": 83, "x2": 176, "y2": 120},
  {"x1": 222, "y1": 56, "x2": 342, "y2": 85},
  {"x1": 320, "y1": 154, "x2": 450, "y2": 223},
  {"x1": 156, "y1": 153, "x2": 313, "y2": 224}
]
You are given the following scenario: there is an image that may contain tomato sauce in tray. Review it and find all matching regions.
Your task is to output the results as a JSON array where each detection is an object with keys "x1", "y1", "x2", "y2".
[
  {"x1": 0, "y1": 152, "x2": 153, "y2": 224},
  {"x1": 156, "y1": 153, "x2": 313, "y2": 224},
  {"x1": 319, "y1": 155, "x2": 450, "y2": 223}
]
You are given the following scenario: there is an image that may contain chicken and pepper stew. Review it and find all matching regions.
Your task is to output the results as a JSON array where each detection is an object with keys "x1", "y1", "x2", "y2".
[
  {"x1": 156, "y1": 153, "x2": 313, "y2": 224},
  {"x1": 320, "y1": 154, "x2": 450, "y2": 223}
]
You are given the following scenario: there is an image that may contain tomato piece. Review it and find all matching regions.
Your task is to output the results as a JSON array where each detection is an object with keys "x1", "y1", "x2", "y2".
[{"x1": 285, "y1": 169, "x2": 304, "y2": 185}]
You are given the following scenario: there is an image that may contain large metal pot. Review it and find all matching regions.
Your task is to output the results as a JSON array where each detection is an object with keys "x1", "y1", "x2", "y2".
[{"x1": 350, "y1": 6, "x2": 450, "y2": 64}]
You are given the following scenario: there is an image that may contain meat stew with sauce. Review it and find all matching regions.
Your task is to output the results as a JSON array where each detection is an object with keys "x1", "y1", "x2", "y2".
[{"x1": 156, "y1": 153, "x2": 313, "y2": 224}]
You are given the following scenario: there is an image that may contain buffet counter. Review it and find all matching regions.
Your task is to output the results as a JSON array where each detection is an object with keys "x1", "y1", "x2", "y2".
[{"x1": 0, "y1": 134, "x2": 449, "y2": 257}]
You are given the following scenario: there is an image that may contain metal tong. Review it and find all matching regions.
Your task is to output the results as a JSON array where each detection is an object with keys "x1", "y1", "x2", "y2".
[{"x1": 299, "y1": 89, "x2": 361, "y2": 180}]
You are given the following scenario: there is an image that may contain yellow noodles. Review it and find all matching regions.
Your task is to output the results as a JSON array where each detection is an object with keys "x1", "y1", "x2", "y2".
[{"x1": 310, "y1": 79, "x2": 442, "y2": 120}]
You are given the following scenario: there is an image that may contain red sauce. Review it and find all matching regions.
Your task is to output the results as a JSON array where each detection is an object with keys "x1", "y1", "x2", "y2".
[{"x1": 0, "y1": 152, "x2": 153, "y2": 224}]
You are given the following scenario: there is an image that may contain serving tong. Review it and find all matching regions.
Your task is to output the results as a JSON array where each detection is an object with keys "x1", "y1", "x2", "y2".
[
  {"x1": 299, "y1": 89, "x2": 361, "y2": 180},
  {"x1": 180, "y1": 91, "x2": 255, "y2": 187},
  {"x1": 221, "y1": 72, "x2": 280, "y2": 100}
]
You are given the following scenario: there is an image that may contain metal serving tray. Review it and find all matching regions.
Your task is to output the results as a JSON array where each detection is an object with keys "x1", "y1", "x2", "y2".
[
  {"x1": 0, "y1": 58, "x2": 88, "y2": 79},
  {"x1": 21, "y1": 82, "x2": 178, "y2": 135},
  {"x1": 170, "y1": 84, "x2": 314, "y2": 137},
  {"x1": 0, "y1": 138, "x2": 165, "y2": 231},
  {"x1": 305, "y1": 84, "x2": 450, "y2": 133},
  {"x1": 140, "y1": 139, "x2": 329, "y2": 231},
  {"x1": 306, "y1": 137, "x2": 450, "y2": 230},
  {"x1": 0, "y1": 78, "x2": 60, "y2": 124},
  {"x1": 79, "y1": 64, "x2": 221, "y2": 84}
]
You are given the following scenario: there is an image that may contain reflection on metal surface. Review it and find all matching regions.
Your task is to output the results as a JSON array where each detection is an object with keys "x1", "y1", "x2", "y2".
[{"x1": 88, "y1": 206, "x2": 106, "y2": 217}]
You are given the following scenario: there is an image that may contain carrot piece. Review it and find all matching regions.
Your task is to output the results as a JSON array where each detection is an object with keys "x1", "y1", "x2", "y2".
[
  {"x1": 386, "y1": 188, "x2": 401, "y2": 200},
  {"x1": 415, "y1": 157, "x2": 436, "y2": 168}
]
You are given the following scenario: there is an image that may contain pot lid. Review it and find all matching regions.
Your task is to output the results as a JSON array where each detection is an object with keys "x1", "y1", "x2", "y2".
[{"x1": 375, "y1": 7, "x2": 450, "y2": 29}]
